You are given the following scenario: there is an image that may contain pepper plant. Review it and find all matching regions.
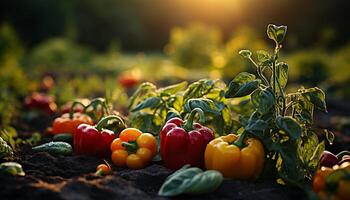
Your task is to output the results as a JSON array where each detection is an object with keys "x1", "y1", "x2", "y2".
[
  {"x1": 129, "y1": 79, "x2": 232, "y2": 135},
  {"x1": 225, "y1": 24, "x2": 327, "y2": 185}
]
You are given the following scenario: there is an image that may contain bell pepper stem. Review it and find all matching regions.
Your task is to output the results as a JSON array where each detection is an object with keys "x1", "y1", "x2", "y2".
[
  {"x1": 183, "y1": 108, "x2": 205, "y2": 131},
  {"x1": 96, "y1": 115, "x2": 125, "y2": 131},
  {"x1": 69, "y1": 101, "x2": 86, "y2": 119},
  {"x1": 85, "y1": 98, "x2": 111, "y2": 115},
  {"x1": 122, "y1": 141, "x2": 138, "y2": 153},
  {"x1": 234, "y1": 131, "x2": 247, "y2": 149},
  {"x1": 337, "y1": 151, "x2": 350, "y2": 159}
]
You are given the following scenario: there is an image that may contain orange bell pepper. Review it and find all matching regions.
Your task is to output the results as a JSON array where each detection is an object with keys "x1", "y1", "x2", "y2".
[
  {"x1": 111, "y1": 128, "x2": 157, "y2": 169},
  {"x1": 52, "y1": 112, "x2": 93, "y2": 135}
]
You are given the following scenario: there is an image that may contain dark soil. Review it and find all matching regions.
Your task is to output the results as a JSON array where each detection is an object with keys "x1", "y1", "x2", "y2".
[
  {"x1": 3, "y1": 98, "x2": 349, "y2": 200},
  {"x1": 0, "y1": 151, "x2": 307, "y2": 200}
]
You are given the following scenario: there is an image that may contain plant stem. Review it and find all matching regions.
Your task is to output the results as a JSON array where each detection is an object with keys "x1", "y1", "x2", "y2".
[{"x1": 248, "y1": 57, "x2": 269, "y2": 86}]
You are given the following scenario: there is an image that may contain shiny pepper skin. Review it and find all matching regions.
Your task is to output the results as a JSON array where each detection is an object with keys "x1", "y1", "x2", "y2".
[
  {"x1": 111, "y1": 128, "x2": 157, "y2": 169},
  {"x1": 52, "y1": 112, "x2": 93, "y2": 135},
  {"x1": 160, "y1": 108, "x2": 214, "y2": 170},
  {"x1": 74, "y1": 115, "x2": 124, "y2": 158},
  {"x1": 205, "y1": 133, "x2": 265, "y2": 180}
]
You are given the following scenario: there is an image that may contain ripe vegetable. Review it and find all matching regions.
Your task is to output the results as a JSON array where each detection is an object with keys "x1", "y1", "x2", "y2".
[
  {"x1": 160, "y1": 108, "x2": 214, "y2": 170},
  {"x1": 111, "y1": 128, "x2": 157, "y2": 169},
  {"x1": 205, "y1": 133, "x2": 265, "y2": 179},
  {"x1": 0, "y1": 162, "x2": 25, "y2": 176},
  {"x1": 320, "y1": 150, "x2": 350, "y2": 167},
  {"x1": 32, "y1": 141, "x2": 72, "y2": 156},
  {"x1": 74, "y1": 115, "x2": 124, "y2": 158},
  {"x1": 52, "y1": 113, "x2": 93, "y2": 135},
  {"x1": 24, "y1": 92, "x2": 57, "y2": 114},
  {"x1": 95, "y1": 163, "x2": 111, "y2": 176},
  {"x1": 158, "y1": 165, "x2": 223, "y2": 197},
  {"x1": 313, "y1": 162, "x2": 350, "y2": 200}
]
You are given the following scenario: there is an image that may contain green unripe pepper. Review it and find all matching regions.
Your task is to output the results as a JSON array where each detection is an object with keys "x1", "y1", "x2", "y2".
[{"x1": 32, "y1": 141, "x2": 72, "y2": 156}]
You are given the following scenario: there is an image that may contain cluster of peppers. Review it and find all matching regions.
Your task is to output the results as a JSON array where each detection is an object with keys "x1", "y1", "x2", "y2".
[
  {"x1": 312, "y1": 151, "x2": 350, "y2": 200},
  {"x1": 51, "y1": 103, "x2": 266, "y2": 179}
]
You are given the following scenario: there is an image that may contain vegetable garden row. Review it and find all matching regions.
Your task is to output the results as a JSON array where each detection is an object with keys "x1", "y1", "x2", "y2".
[{"x1": 1, "y1": 24, "x2": 349, "y2": 200}]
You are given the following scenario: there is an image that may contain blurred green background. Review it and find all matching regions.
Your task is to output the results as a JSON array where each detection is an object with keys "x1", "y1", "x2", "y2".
[{"x1": 0, "y1": 0, "x2": 349, "y2": 128}]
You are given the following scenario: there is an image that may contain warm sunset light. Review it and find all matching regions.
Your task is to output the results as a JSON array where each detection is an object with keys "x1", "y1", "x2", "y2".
[{"x1": 1, "y1": 0, "x2": 349, "y2": 199}]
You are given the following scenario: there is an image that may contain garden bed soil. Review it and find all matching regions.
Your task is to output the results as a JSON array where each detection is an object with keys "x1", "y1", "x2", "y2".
[{"x1": 0, "y1": 151, "x2": 307, "y2": 200}]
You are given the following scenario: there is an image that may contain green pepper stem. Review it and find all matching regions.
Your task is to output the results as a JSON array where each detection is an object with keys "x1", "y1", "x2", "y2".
[
  {"x1": 69, "y1": 101, "x2": 86, "y2": 119},
  {"x1": 85, "y1": 98, "x2": 111, "y2": 114},
  {"x1": 96, "y1": 115, "x2": 125, "y2": 131},
  {"x1": 122, "y1": 141, "x2": 138, "y2": 153},
  {"x1": 337, "y1": 151, "x2": 350, "y2": 159},
  {"x1": 182, "y1": 108, "x2": 205, "y2": 131},
  {"x1": 233, "y1": 131, "x2": 247, "y2": 149}
]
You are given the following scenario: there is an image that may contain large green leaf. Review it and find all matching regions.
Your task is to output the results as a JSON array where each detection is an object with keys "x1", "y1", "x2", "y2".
[
  {"x1": 276, "y1": 116, "x2": 302, "y2": 140},
  {"x1": 251, "y1": 88, "x2": 275, "y2": 114},
  {"x1": 301, "y1": 87, "x2": 327, "y2": 112},
  {"x1": 225, "y1": 72, "x2": 261, "y2": 98}
]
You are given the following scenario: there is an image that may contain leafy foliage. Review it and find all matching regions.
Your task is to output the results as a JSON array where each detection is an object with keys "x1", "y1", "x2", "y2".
[
  {"x1": 129, "y1": 79, "x2": 232, "y2": 135},
  {"x1": 226, "y1": 24, "x2": 327, "y2": 186}
]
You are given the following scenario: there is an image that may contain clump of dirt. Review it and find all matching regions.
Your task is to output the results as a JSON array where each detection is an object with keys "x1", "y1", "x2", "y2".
[{"x1": 0, "y1": 151, "x2": 307, "y2": 200}]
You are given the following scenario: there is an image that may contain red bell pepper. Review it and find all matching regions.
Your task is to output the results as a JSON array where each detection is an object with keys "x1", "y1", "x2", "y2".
[
  {"x1": 24, "y1": 92, "x2": 57, "y2": 114},
  {"x1": 160, "y1": 108, "x2": 214, "y2": 170},
  {"x1": 74, "y1": 115, "x2": 125, "y2": 158}
]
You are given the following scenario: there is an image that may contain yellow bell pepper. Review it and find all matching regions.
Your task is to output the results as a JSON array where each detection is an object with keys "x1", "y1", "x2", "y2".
[{"x1": 205, "y1": 133, "x2": 265, "y2": 179}]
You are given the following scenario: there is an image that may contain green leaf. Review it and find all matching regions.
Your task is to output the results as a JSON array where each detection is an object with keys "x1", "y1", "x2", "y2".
[
  {"x1": 158, "y1": 167, "x2": 223, "y2": 197},
  {"x1": 251, "y1": 88, "x2": 275, "y2": 114},
  {"x1": 158, "y1": 81, "x2": 188, "y2": 95},
  {"x1": 272, "y1": 62, "x2": 288, "y2": 92},
  {"x1": 302, "y1": 87, "x2": 327, "y2": 112},
  {"x1": 128, "y1": 82, "x2": 157, "y2": 110},
  {"x1": 245, "y1": 119, "x2": 268, "y2": 133},
  {"x1": 183, "y1": 79, "x2": 225, "y2": 102},
  {"x1": 293, "y1": 95, "x2": 314, "y2": 125},
  {"x1": 256, "y1": 50, "x2": 270, "y2": 63},
  {"x1": 309, "y1": 141, "x2": 325, "y2": 170},
  {"x1": 184, "y1": 98, "x2": 222, "y2": 115},
  {"x1": 131, "y1": 97, "x2": 161, "y2": 112},
  {"x1": 276, "y1": 116, "x2": 302, "y2": 140},
  {"x1": 239, "y1": 49, "x2": 252, "y2": 58},
  {"x1": 184, "y1": 170, "x2": 223, "y2": 195},
  {"x1": 225, "y1": 72, "x2": 261, "y2": 98},
  {"x1": 267, "y1": 24, "x2": 287, "y2": 44},
  {"x1": 158, "y1": 167, "x2": 202, "y2": 197},
  {"x1": 297, "y1": 132, "x2": 324, "y2": 171},
  {"x1": 129, "y1": 112, "x2": 160, "y2": 134}
]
